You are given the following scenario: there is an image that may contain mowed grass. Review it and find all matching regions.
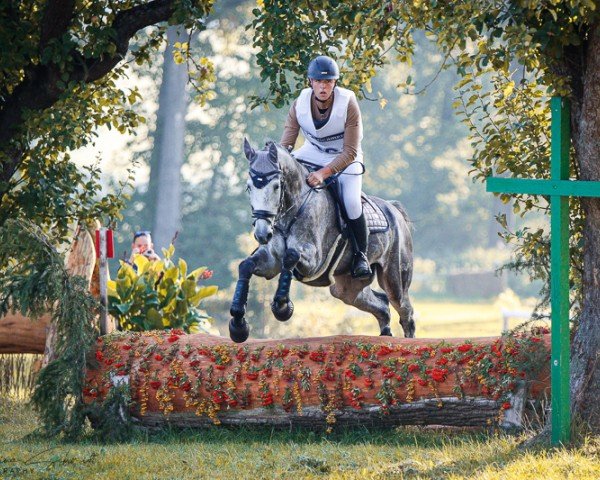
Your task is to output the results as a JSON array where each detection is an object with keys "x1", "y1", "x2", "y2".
[
  {"x1": 1, "y1": 400, "x2": 598, "y2": 480},
  {"x1": 3, "y1": 298, "x2": 595, "y2": 480}
]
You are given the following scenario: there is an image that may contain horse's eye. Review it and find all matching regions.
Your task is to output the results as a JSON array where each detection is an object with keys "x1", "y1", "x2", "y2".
[{"x1": 273, "y1": 183, "x2": 280, "y2": 191}]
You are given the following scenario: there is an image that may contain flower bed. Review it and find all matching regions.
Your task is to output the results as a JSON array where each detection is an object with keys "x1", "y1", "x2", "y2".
[{"x1": 85, "y1": 330, "x2": 550, "y2": 430}]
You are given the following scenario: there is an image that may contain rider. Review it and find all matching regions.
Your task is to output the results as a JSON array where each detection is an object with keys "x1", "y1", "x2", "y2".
[{"x1": 280, "y1": 55, "x2": 371, "y2": 279}]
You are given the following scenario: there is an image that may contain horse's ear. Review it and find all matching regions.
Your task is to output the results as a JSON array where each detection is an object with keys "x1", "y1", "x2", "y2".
[
  {"x1": 268, "y1": 142, "x2": 278, "y2": 164},
  {"x1": 243, "y1": 138, "x2": 255, "y2": 161}
]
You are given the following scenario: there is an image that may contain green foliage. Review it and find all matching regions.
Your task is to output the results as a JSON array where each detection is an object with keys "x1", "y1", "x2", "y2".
[
  {"x1": 0, "y1": 219, "x2": 98, "y2": 439},
  {"x1": 0, "y1": 0, "x2": 214, "y2": 241},
  {"x1": 108, "y1": 245, "x2": 217, "y2": 333}
]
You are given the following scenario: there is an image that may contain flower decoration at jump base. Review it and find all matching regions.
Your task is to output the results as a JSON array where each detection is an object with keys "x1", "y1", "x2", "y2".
[
  {"x1": 85, "y1": 328, "x2": 551, "y2": 431},
  {"x1": 107, "y1": 244, "x2": 217, "y2": 333}
]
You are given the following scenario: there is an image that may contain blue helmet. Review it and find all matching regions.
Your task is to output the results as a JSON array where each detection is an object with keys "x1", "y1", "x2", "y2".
[{"x1": 307, "y1": 55, "x2": 340, "y2": 80}]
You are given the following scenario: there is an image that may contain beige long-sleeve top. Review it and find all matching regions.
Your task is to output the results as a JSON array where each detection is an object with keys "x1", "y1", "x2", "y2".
[{"x1": 280, "y1": 92, "x2": 362, "y2": 174}]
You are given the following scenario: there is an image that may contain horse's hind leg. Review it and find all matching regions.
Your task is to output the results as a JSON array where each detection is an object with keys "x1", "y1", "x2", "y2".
[
  {"x1": 330, "y1": 276, "x2": 392, "y2": 336},
  {"x1": 377, "y1": 262, "x2": 415, "y2": 338}
]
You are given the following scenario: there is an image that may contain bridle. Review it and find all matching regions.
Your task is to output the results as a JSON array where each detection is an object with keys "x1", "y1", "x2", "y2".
[{"x1": 249, "y1": 166, "x2": 283, "y2": 226}]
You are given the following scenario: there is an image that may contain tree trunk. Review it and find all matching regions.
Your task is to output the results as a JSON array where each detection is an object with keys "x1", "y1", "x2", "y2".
[
  {"x1": 86, "y1": 332, "x2": 550, "y2": 429},
  {"x1": 570, "y1": 22, "x2": 600, "y2": 434},
  {"x1": 149, "y1": 25, "x2": 189, "y2": 252}
]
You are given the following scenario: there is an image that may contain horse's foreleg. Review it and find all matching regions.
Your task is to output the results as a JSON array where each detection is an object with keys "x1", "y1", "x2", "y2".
[
  {"x1": 271, "y1": 248, "x2": 300, "y2": 322},
  {"x1": 229, "y1": 256, "x2": 257, "y2": 342}
]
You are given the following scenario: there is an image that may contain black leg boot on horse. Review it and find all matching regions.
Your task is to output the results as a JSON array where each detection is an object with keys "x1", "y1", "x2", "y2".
[
  {"x1": 347, "y1": 213, "x2": 372, "y2": 279},
  {"x1": 271, "y1": 248, "x2": 300, "y2": 321}
]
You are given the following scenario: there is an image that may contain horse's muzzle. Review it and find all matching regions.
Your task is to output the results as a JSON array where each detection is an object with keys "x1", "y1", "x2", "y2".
[{"x1": 253, "y1": 219, "x2": 273, "y2": 245}]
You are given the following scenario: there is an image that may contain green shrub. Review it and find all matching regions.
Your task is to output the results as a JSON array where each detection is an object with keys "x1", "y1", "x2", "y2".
[{"x1": 108, "y1": 245, "x2": 217, "y2": 333}]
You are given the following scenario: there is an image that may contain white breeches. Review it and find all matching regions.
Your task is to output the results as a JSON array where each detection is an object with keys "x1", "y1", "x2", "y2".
[
  {"x1": 294, "y1": 151, "x2": 364, "y2": 220},
  {"x1": 332, "y1": 161, "x2": 363, "y2": 220}
]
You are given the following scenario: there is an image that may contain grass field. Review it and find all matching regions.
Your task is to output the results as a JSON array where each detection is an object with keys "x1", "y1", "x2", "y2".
[
  {"x1": 213, "y1": 288, "x2": 543, "y2": 340},
  {"x1": 1, "y1": 399, "x2": 598, "y2": 480},
  {"x1": 2, "y1": 296, "x2": 597, "y2": 480}
]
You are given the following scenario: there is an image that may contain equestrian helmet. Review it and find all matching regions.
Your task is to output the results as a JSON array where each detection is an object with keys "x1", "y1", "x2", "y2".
[{"x1": 307, "y1": 55, "x2": 340, "y2": 80}]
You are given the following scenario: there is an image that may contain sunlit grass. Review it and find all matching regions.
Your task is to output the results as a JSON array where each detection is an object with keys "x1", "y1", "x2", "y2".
[
  {"x1": 0, "y1": 400, "x2": 598, "y2": 480},
  {"x1": 233, "y1": 287, "x2": 543, "y2": 340}
]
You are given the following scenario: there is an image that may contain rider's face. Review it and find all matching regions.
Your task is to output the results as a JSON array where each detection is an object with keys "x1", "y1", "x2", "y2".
[{"x1": 310, "y1": 79, "x2": 336, "y2": 101}]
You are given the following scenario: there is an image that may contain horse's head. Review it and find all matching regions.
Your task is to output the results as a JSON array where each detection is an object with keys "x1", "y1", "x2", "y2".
[{"x1": 244, "y1": 138, "x2": 283, "y2": 245}]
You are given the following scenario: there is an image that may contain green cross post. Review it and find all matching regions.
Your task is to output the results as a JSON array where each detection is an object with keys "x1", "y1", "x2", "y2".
[{"x1": 486, "y1": 96, "x2": 600, "y2": 445}]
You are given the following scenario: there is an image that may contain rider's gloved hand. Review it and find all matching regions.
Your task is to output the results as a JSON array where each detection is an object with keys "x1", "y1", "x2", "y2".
[{"x1": 307, "y1": 167, "x2": 333, "y2": 187}]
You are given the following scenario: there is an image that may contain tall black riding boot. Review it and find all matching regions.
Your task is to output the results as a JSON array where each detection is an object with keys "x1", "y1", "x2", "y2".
[{"x1": 347, "y1": 213, "x2": 372, "y2": 279}]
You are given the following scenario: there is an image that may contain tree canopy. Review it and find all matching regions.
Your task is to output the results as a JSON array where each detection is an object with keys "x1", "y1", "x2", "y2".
[{"x1": 0, "y1": 0, "x2": 213, "y2": 241}]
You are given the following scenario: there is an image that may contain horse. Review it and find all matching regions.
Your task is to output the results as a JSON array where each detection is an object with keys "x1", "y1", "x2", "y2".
[{"x1": 228, "y1": 139, "x2": 415, "y2": 343}]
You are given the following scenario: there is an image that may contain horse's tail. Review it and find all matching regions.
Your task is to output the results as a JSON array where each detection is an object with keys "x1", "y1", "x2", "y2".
[{"x1": 389, "y1": 200, "x2": 414, "y2": 232}]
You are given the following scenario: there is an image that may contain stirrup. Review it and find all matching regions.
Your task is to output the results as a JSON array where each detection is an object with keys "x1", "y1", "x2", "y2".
[{"x1": 351, "y1": 252, "x2": 372, "y2": 279}]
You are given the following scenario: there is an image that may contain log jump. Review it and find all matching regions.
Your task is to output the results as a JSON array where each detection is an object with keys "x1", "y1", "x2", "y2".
[{"x1": 86, "y1": 331, "x2": 550, "y2": 429}]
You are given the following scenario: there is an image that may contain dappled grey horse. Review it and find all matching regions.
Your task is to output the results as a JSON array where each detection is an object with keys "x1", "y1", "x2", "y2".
[{"x1": 228, "y1": 140, "x2": 415, "y2": 343}]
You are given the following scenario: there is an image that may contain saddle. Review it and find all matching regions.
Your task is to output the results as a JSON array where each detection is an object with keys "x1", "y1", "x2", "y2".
[{"x1": 328, "y1": 189, "x2": 390, "y2": 236}]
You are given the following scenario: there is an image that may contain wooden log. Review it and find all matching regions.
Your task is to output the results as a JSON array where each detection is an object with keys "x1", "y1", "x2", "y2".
[
  {"x1": 0, "y1": 226, "x2": 97, "y2": 354},
  {"x1": 86, "y1": 331, "x2": 551, "y2": 429}
]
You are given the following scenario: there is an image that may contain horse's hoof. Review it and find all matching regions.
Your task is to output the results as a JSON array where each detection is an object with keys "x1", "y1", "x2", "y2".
[
  {"x1": 380, "y1": 326, "x2": 392, "y2": 336},
  {"x1": 229, "y1": 318, "x2": 250, "y2": 343},
  {"x1": 271, "y1": 299, "x2": 294, "y2": 322}
]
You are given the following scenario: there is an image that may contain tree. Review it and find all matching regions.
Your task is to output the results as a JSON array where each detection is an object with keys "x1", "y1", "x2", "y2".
[
  {"x1": 251, "y1": 1, "x2": 600, "y2": 434},
  {"x1": 0, "y1": 0, "x2": 213, "y2": 242},
  {"x1": 149, "y1": 25, "x2": 190, "y2": 251}
]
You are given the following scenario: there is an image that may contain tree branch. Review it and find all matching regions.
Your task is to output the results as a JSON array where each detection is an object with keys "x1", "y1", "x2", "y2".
[
  {"x1": 0, "y1": 0, "x2": 185, "y2": 194},
  {"x1": 39, "y1": 0, "x2": 76, "y2": 50}
]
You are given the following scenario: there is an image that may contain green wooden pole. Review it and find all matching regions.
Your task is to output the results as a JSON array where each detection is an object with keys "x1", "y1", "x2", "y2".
[{"x1": 550, "y1": 96, "x2": 571, "y2": 444}]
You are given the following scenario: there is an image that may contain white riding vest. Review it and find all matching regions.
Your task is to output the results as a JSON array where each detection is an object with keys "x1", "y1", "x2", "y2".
[{"x1": 293, "y1": 86, "x2": 363, "y2": 167}]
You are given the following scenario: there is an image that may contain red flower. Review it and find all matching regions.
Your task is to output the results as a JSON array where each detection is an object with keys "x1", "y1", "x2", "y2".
[
  {"x1": 95, "y1": 350, "x2": 104, "y2": 361},
  {"x1": 189, "y1": 359, "x2": 200, "y2": 367},
  {"x1": 236, "y1": 349, "x2": 247, "y2": 362},
  {"x1": 104, "y1": 358, "x2": 114, "y2": 366},
  {"x1": 344, "y1": 369, "x2": 356, "y2": 380},
  {"x1": 167, "y1": 335, "x2": 179, "y2": 343},
  {"x1": 154, "y1": 354, "x2": 163, "y2": 361},
  {"x1": 502, "y1": 402, "x2": 512, "y2": 410},
  {"x1": 228, "y1": 399, "x2": 238, "y2": 408},
  {"x1": 261, "y1": 392, "x2": 274, "y2": 406},
  {"x1": 364, "y1": 378, "x2": 374, "y2": 387},
  {"x1": 114, "y1": 362, "x2": 125, "y2": 369},
  {"x1": 200, "y1": 269, "x2": 213, "y2": 280},
  {"x1": 440, "y1": 347, "x2": 453, "y2": 354},
  {"x1": 360, "y1": 350, "x2": 370, "y2": 358},
  {"x1": 150, "y1": 380, "x2": 161, "y2": 389},
  {"x1": 417, "y1": 378, "x2": 428, "y2": 387},
  {"x1": 309, "y1": 351, "x2": 326, "y2": 363},
  {"x1": 381, "y1": 366, "x2": 395, "y2": 379},
  {"x1": 212, "y1": 391, "x2": 226, "y2": 404},
  {"x1": 408, "y1": 364, "x2": 420, "y2": 373},
  {"x1": 429, "y1": 368, "x2": 448, "y2": 383},
  {"x1": 181, "y1": 382, "x2": 192, "y2": 392},
  {"x1": 246, "y1": 372, "x2": 259, "y2": 380},
  {"x1": 399, "y1": 348, "x2": 412, "y2": 356},
  {"x1": 435, "y1": 357, "x2": 449, "y2": 366},
  {"x1": 215, "y1": 364, "x2": 226, "y2": 370},
  {"x1": 122, "y1": 344, "x2": 132, "y2": 351},
  {"x1": 376, "y1": 345, "x2": 393, "y2": 357},
  {"x1": 531, "y1": 337, "x2": 542, "y2": 343},
  {"x1": 457, "y1": 344, "x2": 472, "y2": 353}
]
